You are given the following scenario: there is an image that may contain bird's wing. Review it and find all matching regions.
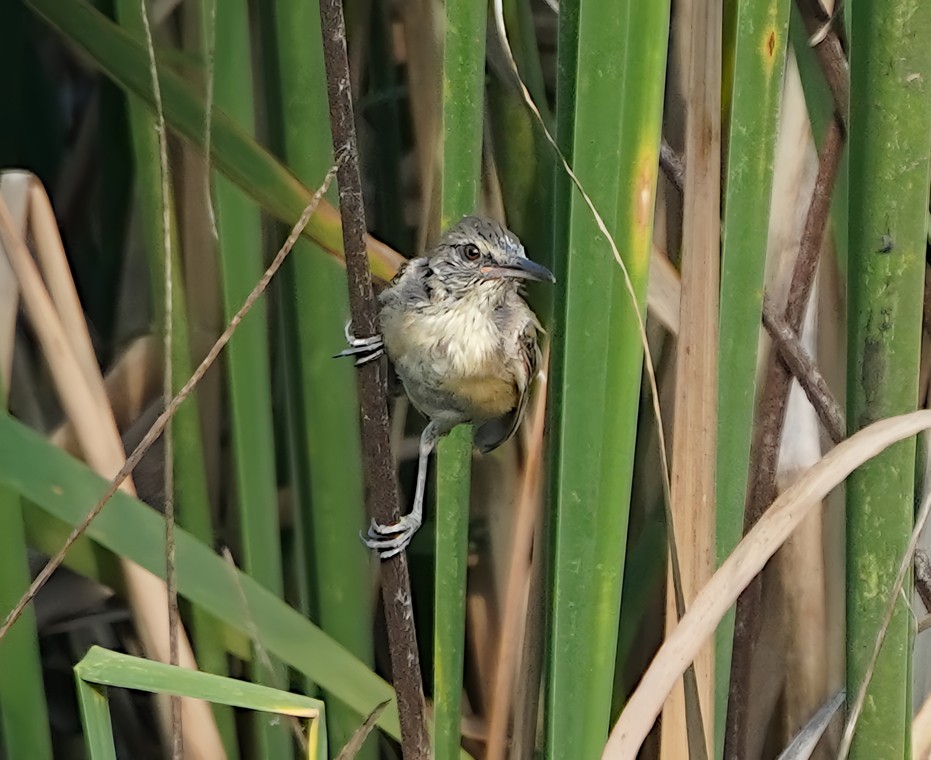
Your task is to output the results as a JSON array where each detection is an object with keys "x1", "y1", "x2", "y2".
[{"x1": 474, "y1": 316, "x2": 541, "y2": 454}]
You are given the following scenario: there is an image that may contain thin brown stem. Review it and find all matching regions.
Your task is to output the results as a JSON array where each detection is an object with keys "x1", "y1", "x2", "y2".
[
  {"x1": 135, "y1": 0, "x2": 181, "y2": 750},
  {"x1": 317, "y1": 1, "x2": 430, "y2": 758},
  {"x1": 761, "y1": 296, "x2": 846, "y2": 443},
  {"x1": 795, "y1": 0, "x2": 849, "y2": 126},
  {"x1": 726, "y1": 115, "x2": 845, "y2": 758}
]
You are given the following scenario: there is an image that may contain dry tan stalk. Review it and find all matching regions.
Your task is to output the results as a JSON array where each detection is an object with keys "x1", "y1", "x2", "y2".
[
  {"x1": 28, "y1": 181, "x2": 103, "y2": 389},
  {"x1": 485, "y1": 351, "x2": 548, "y2": 760},
  {"x1": 398, "y1": 0, "x2": 442, "y2": 248},
  {"x1": 0, "y1": 174, "x2": 27, "y2": 392},
  {"x1": 0, "y1": 188, "x2": 225, "y2": 759},
  {"x1": 775, "y1": 272, "x2": 831, "y2": 753},
  {"x1": 604, "y1": 409, "x2": 931, "y2": 759},
  {"x1": 777, "y1": 398, "x2": 829, "y2": 751},
  {"x1": 661, "y1": 0, "x2": 722, "y2": 754}
]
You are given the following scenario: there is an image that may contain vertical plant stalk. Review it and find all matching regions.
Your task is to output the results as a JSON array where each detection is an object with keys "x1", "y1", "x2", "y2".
[
  {"x1": 133, "y1": 0, "x2": 181, "y2": 752},
  {"x1": 317, "y1": 1, "x2": 430, "y2": 758},
  {"x1": 0, "y1": 482, "x2": 52, "y2": 760},
  {"x1": 111, "y1": 0, "x2": 235, "y2": 750},
  {"x1": 210, "y1": 0, "x2": 289, "y2": 754},
  {"x1": 0, "y1": 196, "x2": 225, "y2": 758},
  {"x1": 0, "y1": 182, "x2": 52, "y2": 758},
  {"x1": 713, "y1": 0, "x2": 790, "y2": 751},
  {"x1": 845, "y1": 0, "x2": 931, "y2": 755},
  {"x1": 485, "y1": 355, "x2": 548, "y2": 760},
  {"x1": 260, "y1": 0, "x2": 376, "y2": 751},
  {"x1": 726, "y1": 117, "x2": 844, "y2": 757},
  {"x1": 545, "y1": 0, "x2": 665, "y2": 754},
  {"x1": 434, "y1": 0, "x2": 486, "y2": 756},
  {"x1": 662, "y1": 0, "x2": 721, "y2": 755},
  {"x1": 0, "y1": 168, "x2": 338, "y2": 647}
]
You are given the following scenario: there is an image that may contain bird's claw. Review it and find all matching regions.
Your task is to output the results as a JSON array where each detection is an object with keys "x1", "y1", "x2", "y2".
[
  {"x1": 335, "y1": 320, "x2": 385, "y2": 365},
  {"x1": 362, "y1": 515, "x2": 421, "y2": 559},
  {"x1": 343, "y1": 319, "x2": 381, "y2": 348}
]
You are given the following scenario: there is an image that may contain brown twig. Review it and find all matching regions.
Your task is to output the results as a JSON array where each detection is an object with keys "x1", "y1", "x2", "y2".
[
  {"x1": 761, "y1": 295, "x2": 846, "y2": 443},
  {"x1": 317, "y1": 1, "x2": 430, "y2": 758},
  {"x1": 726, "y1": 114, "x2": 846, "y2": 757},
  {"x1": 0, "y1": 163, "x2": 340, "y2": 645},
  {"x1": 796, "y1": 0, "x2": 849, "y2": 125}
]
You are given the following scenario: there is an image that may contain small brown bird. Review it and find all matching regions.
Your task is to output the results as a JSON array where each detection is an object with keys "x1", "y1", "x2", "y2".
[{"x1": 341, "y1": 216, "x2": 554, "y2": 557}]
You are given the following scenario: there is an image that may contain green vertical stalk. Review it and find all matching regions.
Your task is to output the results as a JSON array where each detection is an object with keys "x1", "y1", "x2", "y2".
[
  {"x1": 260, "y1": 0, "x2": 375, "y2": 753},
  {"x1": 211, "y1": 1, "x2": 289, "y2": 756},
  {"x1": 434, "y1": 0, "x2": 486, "y2": 756},
  {"x1": 111, "y1": 1, "x2": 236, "y2": 753},
  {"x1": 74, "y1": 680, "x2": 116, "y2": 760},
  {"x1": 845, "y1": 0, "x2": 931, "y2": 756},
  {"x1": 714, "y1": 0, "x2": 790, "y2": 753},
  {"x1": 546, "y1": 0, "x2": 666, "y2": 755},
  {"x1": 0, "y1": 237, "x2": 51, "y2": 758},
  {"x1": 0, "y1": 488, "x2": 53, "y2": 759}
]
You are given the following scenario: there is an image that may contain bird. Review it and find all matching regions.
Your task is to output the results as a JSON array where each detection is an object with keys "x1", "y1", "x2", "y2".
[{"x1": 339, "y1": 215, "x2": 554, "y2": 558}]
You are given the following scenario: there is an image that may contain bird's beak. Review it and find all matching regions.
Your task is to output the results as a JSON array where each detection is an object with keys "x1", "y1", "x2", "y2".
[{"x1": 480, "y1": 258, "x2": 555, "y2": 283}]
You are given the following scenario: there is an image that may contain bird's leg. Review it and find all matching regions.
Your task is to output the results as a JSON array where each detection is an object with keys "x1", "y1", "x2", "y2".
[
  {"x1": 334, "y1": 318, "x2": 384, "y2": 365},
  {"x1": 364, "y1": 420, "x2": 443, "y2": 559}
]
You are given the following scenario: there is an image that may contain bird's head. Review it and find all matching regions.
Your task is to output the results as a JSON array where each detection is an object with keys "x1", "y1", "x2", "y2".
[{"x1": 424, "y1": 216, "x2": 555, "y2": 301}]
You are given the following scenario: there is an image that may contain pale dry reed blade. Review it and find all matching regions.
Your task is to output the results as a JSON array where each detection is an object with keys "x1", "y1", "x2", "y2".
[
  {"x1": 662, "y1": 0, "x2": 721, "y2": 752},
  {"x1": 603, "y1": 410, "x2": 931, "y2": 759},
  {"x1": 0, "y1": 161, "x2": 339, "y2": 652},
  {"x1": 0, "y1": 180, "x2": 224, "y2": 758}
]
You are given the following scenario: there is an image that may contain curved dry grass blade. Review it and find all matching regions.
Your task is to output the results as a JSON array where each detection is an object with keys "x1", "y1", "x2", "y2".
[
  {"x1": 603, "y1": 409, "x2": 931, "y2": 759},
  {"x1": 0, "y1": 163, "x2": 338, "y2": 653},
  {"x1": 0, "y1": 186, "x2": 224, "y2": 758},
  {"x1": 0, "y1": 171, "x2": 53, "y2": 760},
  {"x1": 775, "y1": 690, "x2": 844, "y2": 760}
]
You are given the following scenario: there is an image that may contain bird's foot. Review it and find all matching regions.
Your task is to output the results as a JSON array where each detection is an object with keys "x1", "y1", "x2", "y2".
[
  {"x1": 334, "y1": 320, "x2": 385, "y2": 365},
  {"x1": 362, "y1": 513, "x2": 422, "y2": 559}
]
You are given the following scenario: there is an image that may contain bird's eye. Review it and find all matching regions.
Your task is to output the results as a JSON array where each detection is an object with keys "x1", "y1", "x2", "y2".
[{"x1": 461, "y1": 243, "x2": 481, "y2": 262}]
